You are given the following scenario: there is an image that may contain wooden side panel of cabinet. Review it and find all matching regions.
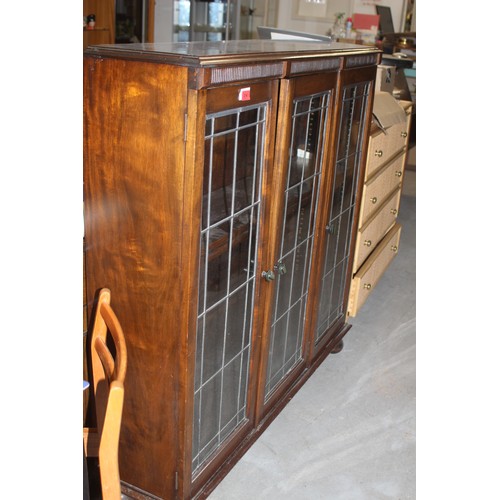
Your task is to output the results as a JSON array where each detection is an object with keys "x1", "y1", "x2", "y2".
[{"x1": 84, "y1": 56, "x2": 192, "y2": 499}]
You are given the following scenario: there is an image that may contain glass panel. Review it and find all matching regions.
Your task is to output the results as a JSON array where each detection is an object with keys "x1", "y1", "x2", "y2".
[
  {"x1": 265, "y1": 91, "x2": 330, "y2": 401},
  {"x1": 116, "y1": 0, "x2": 145, "y2": 43},
  {"x1": 174, "y1": 0, "x2": 235, "y2": 42},
  {"x1": 193, "y1": 103, "x2": 267, "y2": 475},
  {"x1": 314, "y1": 82, "x2": 371, "y2": 347},
  {"x1": 201, "y1": 302, "x2": 226, "y2": 383}
]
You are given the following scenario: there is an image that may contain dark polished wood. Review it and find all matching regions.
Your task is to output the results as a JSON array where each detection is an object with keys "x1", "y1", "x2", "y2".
[
  {"x1": 84, "y1": 56, "x2": 191, "y2": 499},
  {"x1": 84, "y1": 41, "x2": 379, "y2": 500},
  {"x1": 85, "y1": 40, "x2": 378, "y2": 68}
]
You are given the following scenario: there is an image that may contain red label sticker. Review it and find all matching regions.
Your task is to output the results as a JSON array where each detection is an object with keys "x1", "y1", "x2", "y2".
[{"x1": 238, "y1": 87, "x2": 251, "y2": 101}]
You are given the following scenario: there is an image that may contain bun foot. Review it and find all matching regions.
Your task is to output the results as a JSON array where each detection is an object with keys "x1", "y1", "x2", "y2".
[{"x1": 331, "y1": 339, "x2": 344, "y2": 354}]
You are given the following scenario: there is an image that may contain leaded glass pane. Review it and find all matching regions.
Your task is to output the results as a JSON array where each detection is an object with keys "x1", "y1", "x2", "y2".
[
  {"x1": 314, "y1": 82, "x2": 371, "y2": 348},
  {"x1": 192, "y1": 103, "x2": 266, "y2": 475},
  {"x1": 265, "y1": 91, "x2": 330, "y2": 401}
]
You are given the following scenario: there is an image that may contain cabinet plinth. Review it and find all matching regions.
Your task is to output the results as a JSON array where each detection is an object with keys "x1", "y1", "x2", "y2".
[{"x1": 84, "y1": 40, "x2": 380, "y2": 499}]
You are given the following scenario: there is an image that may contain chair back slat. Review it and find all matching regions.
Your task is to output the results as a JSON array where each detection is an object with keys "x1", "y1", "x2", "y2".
[
  {"x1": 100, "y1": 301, "x2": 127, "y2": 383},
  {"x1": 94, "y1": 337, "x2": 115, "y2": 381},
  {"x1": 84, "y1": 288, "x2": 127, "y2": 500}
]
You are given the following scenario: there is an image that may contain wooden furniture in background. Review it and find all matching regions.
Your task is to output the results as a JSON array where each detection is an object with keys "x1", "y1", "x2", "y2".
[
  {"x1": 83, "y1": 0, "x2": 114, "y2": 49},
  {"x1": 348, "y1": 99, "x2": 412, "y2": 316},
  {"x1": 83, "y1": 288, "x2": 128, "y2": 500},
  {"x1": 83, "y1": 0, "x2": 155, "y2": 49},
  {"x1": 84, "y1": 40, "x2": 380, "y2": 499}
]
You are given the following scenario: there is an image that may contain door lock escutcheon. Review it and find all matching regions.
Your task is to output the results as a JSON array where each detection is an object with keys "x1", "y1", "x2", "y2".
[
  {"x1": 274, "y1": 261, "x2": 287, "y2": 275},
  {"x1": 262, "y1": 269, "x2": 275, "y2": 282}
]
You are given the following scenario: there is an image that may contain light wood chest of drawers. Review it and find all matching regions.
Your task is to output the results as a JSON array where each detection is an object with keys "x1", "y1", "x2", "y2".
[{"x1": 348, "y1": 99, "x2": 412, "y2": 316}]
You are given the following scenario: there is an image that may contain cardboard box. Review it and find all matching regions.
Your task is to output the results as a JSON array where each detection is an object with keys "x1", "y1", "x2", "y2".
[
  {"x1": 372, "y1": 92, "x2": 407, "y2": 131},
  {"x1": 376, "y1": 65, "x2": 396, "y2": 94},
  {"x1": 352, "y1": 13, "x2": 380, "y2": 32}
]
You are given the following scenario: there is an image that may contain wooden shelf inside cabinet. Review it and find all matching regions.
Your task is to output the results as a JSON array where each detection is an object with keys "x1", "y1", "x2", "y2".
[{"x1": 83, "y1": 28, "x2": 112, "y2": 49}]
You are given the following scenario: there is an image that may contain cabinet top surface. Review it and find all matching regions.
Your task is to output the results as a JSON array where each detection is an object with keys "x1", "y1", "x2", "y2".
[{"x1": 84, "y1": 40, "x2": 380, "y2": 66}]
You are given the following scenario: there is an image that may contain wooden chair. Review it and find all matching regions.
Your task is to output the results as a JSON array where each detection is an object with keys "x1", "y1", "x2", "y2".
[{"x1": 84, "y1": 288, "x2": 127, "y2": 500}]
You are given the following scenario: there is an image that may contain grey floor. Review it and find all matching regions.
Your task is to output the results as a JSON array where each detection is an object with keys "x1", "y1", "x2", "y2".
[{"x1": 208, "y1": 166, "x2": 416, "y2": 499}]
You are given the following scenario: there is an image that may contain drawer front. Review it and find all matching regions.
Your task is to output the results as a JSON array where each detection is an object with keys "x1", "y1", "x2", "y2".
[
  {"x1": 352, "y1": 188, "x2": 401, "y2": 272},
  {"x1": 387, "y1": 113, "x2": 412, "y2": 158},
  {"x1": 365, "y1": 112, "x2": 411, "y2": 180},
  {"x1": 359, "y1": 152, "x2": 405, "y2": 226},
  {"x1": 348, "y1": 223, "x2": 402, "y2": 317}
]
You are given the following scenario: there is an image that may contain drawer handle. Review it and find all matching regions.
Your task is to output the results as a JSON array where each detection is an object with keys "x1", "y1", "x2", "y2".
[
  {"x1": 364, "y1": 240, "x2": 372, "y2": 247},
  {"x1": 374, "y1": 150, "x2": 383, "y2": 158},
  {"x1": 391, "y1": 208, "x2": 398, "y2": 215},
  {"x1": 395, "y1": 171, "x2": 403, "y2": 177},
  {"x1": 370, "y1": 197, "x2": 378, "y2": 204},
  {"x1": 391, "y1": 245, "x2": 398, "y2": 253},
  {"x1": 401, "y1": 131, "x2": 408, "y2": 138},
  {"x1": 363, "y1": 283, "x2": 372, "y2": 290}
]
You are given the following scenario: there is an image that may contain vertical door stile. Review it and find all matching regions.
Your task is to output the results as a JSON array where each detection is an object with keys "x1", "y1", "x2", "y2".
[
  {"x1": 246, "y1": 79, "x2": 280, "y2": 427},
  {"x1": 182, "y1": 87, "x2": 208, "y2": 498},
  {"x1": 254, "y1": 78, "x2": 295, "y2": 425}
]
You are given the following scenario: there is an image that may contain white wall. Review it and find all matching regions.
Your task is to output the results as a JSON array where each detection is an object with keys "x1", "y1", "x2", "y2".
[
  {"x1": 275, "y1": 0, "x2": 408, "y2": 36},
  {"x1": 152, "y1": 0, "x2": 411, "y2": 43},
  {"x1": 154, "y1": 0, "x2": 173, "y2": 42},
  {"x1": 276, "y1": 0, "x2": 351, "y2": 37},
  {"x1": 251, "y1": 0, "x2": 278, "y2": 36}
]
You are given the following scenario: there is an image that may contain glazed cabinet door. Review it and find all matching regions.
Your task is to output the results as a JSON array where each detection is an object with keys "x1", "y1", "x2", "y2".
[
  {"x1": 190, "y1": 80, "x2": 279, "y2": 487},
  {"x1": 313, "y1": 67, "x2": 375, "y2": 353},
  {"x1": 257, "y1": 73, "x2": 339, "y2": 416}
]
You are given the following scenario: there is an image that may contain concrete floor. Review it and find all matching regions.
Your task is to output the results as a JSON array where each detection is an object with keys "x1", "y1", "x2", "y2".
[{"x1": 208, "y1": 169, "x2": 416, "y2": 500}]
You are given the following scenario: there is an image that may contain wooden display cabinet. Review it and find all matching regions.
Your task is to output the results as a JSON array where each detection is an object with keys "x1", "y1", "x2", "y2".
[{"x1": 84, "y1": 40, "x2": 380, "y2": 499}]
